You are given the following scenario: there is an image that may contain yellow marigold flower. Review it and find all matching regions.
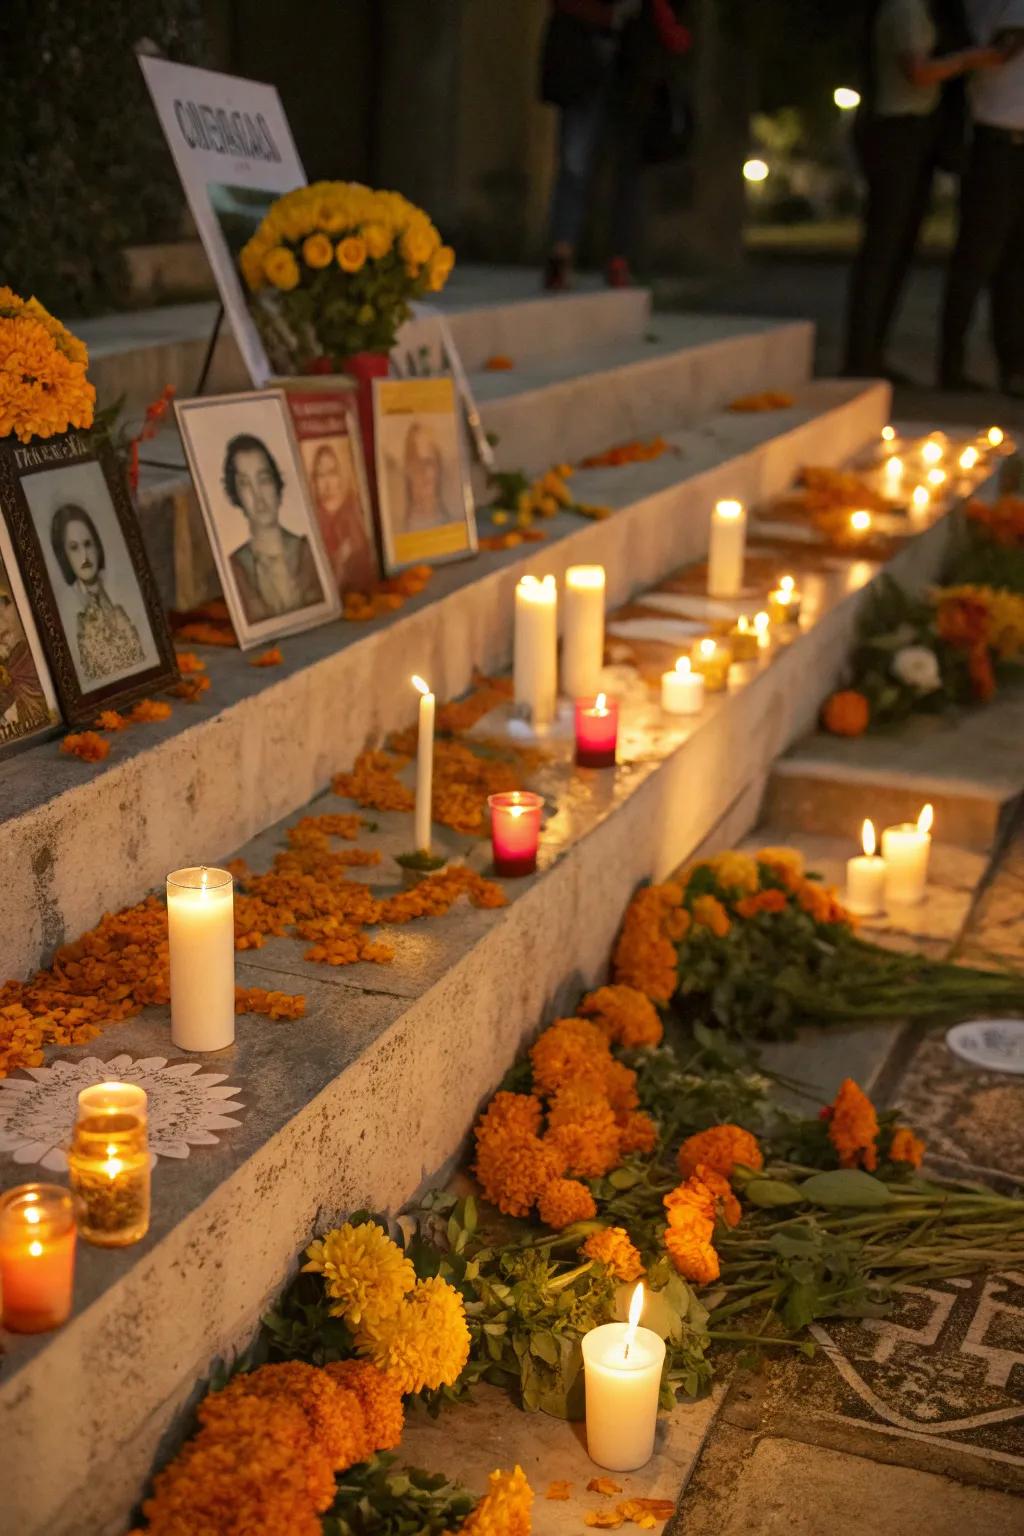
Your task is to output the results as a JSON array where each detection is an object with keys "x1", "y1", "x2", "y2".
[
  {"x1": 302, "y1": 233, "x2": 334, "y2": 269},
  {"x1": 537, "y1": 1176, "x2": 597, "y2": 1230},
  {"x1": 757, "y1": 846, "x2": 805, "y2": 886},
  {"x1": 324, "y1": 1359, "x2": 405, "y2": 1452},
  {"x1": 362, "y1": 222, "x2": 393, "y2": 258},
  {"x1": 315, "y1": 198, "x2": 350, "y2": 234},
  {"x1": 581, "y1": 1225, "x2": 645, "y2": 1282},
  {"x1": 530, "y1": 1016, "x2": 613, "y2": 1097},
  {"x1": 355, "y1": 1275, "x2": 470, "y2": 1394},
  {"x1": 425, "y1": 245, "x2": 455, "y2": 292},
  {"x1": 663, "y1": 1220, "x2": 720, "y2": 1285},
  {"x1": 828, "y1": 1078, "x2": 879, "y2": 1171},
  {"x1": 889, "y1": 1125, "x2": 925, "y2": 1168},
  {"x1": 462, "y1": 1465, "x2": 534, "y2": 1536},
  {"x1": 337, "y1": 235, "x2": 368, "y2": 273},
  {"x1": 263, "y1": 246, "x2": 301, "y2": 291},
  {"x1": 708, "y1": 851, "x2": 760, "y2": 894},
  {"x1": 678, "y1": 1124, "x2": 763, "y2": 1181},
  {"x1": 617, "y1": 1109, "x2": 659, "y2": 1155},
  {"x1": 578, "y1": 984, "x2": 664, "y2": 1048},
  {"x1": 303, "y1": 1220, "x2": 415, "y2": 1327},
  {"x1": 691, "y1": 894, "x2": 731, "y2": 938},
  {"x1": 475, "y1": 1127, "x2": 566, "y2": 1216}
]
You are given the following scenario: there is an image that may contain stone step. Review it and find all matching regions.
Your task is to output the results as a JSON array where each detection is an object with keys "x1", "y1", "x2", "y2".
[
  {"x1": 122, "y1": 240, "x2": 216, "y2": 305},
  {"x1": 763, "y1": 686, "x2": 1024, "y2": 853},
  {"x1": 0, "y1": 475, "x2": 957, "y2": 1536},
  {"x1": 2, "y1": 376, "x2": 888, "y2": 981}
]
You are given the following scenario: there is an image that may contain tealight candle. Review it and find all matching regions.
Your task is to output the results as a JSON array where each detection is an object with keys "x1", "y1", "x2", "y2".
[
  {"x1": 582, "y1": 1284, "x2": 665, "y2": 1472},
  {"x1": 488, "y1": 791, "x2": 544, "y2": 878},
  {"x1": 926, "y1": 467, "x2": 946, "y2": 488},
  {"x1": 562, "y1": 565, "x2": 606, "y2": 699},
  {"x1": 882, "y1": 802, "x2": 933, "y2": 905},
  {"x1": 707, "y1": 498, "x2": 747, "y2": 597},
  {"x1": 0, "y1": 1184, "x2": 76, "y2": 1333},
  {"x1": 166, "y1": 866, "x2": 235, "y2": 1052},
  {"x1": 690, "y1": 636, "x2": 732, "y2": 691},
  {"x1": 68, "y1": 1082, "x2": 150, "y2": 1248},
  {"x1": 883, "y1": 455, "x2": 904, "y2": 491},
  {"x1": 850, "y1": 509, "x2": 873, "y2": 535},
  {"x1": 767, "y1": 574, "x2": 801, "y2": 626},
  {"x1": 728, "y1": 614, "x2": 760, "y2": 661},
  {"x1": 411, "y1": 675, "x2": 435, "y2": 854},
  {"x1": 959, "y1": 446, "x2": 979, "y2": 472},
  {"x1": 661, "y1": 656, "x2": 705, "y2": 715},
  {"x1": 514, "y1": 574, "x2": 558, "y2": 727},
  {"x1": 987, "y1": 426, "x2": 1004, "y2": 448},
  {"x1": 845, "y1": 819, "x2": 886, "y2": 916},
  {"x1": 921, "y1": 439, "x2": 944, "y2": 466},
  {"x1": 574, "y1": 692, "x2": 619, "y2": 768}
]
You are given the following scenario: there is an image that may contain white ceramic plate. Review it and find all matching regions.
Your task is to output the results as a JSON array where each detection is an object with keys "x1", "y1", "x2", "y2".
[{"x1": 946, "y1": 1018, "x2": 1024, "y2": 1074}]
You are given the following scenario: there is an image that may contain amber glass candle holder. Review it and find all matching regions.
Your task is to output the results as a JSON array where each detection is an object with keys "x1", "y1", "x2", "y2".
[
  {"x1": 68, "y1": 1082, "x2": 150, "y2": 1248},
  {"x1": 0, "y1": 1183, "x2": 77, "y2": 1333}
]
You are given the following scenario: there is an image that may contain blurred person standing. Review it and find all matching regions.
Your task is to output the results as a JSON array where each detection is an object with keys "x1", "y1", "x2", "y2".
[
  {"x1": 539, "y1": 0, "x2": 691, "y2": 291},
  {"x1": 843, "y1": 0, "x2": 1001, "y2": 381},
  {"x1": 939, "y1": 2, "x2": 1024, "y2": 395}
]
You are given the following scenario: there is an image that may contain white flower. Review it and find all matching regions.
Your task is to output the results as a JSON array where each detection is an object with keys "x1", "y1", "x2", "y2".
[{"x1": 891, "y1": 644, "x2": 941, "y2": 693}]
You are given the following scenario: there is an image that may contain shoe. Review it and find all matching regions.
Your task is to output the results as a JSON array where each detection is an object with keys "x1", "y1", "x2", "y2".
[
  {"x1": 1000, "y1": 374, "x2": 1024, "y2": 400},
  {"x1": 937, "y1": 373, "x2": 991, "y2": 393},
  {"x1": 606, "y1": 256, "x2": 633, "y2": 289},
  {"x1": 543, "y1": 254, "x2": 571, "y2": 292}
]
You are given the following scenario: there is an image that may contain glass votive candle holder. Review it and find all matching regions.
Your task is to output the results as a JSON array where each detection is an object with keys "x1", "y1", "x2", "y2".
[
  {"x1": 488, "y1": 791, "x2": 544, "y2": 878},
  {"x1": 0, "y1": 1183, "x2": 76, "y2": 1333},
  {"x1": 68, "y1": 1082, "x2": 150, "y2": 1248},
  {"x1": 690, "y1": 637, "x2": 732, "y2": 692},
  {"x1": 727, "y1": 615, "x2": 760, "y2": 662},
  {"x1": 574, "y1": 694, "x2": 619, "y2": 768},
  {"x1": 767, "y1": 574, "x2": 802, "y2": 626}
]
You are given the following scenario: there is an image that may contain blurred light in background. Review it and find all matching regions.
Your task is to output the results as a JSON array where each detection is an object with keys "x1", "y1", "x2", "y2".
[
  {"x1": 833, "y1": 87, "x2": 861, "y2": 110},
  {"x1": 743, "y1": 158, "x2": 770, "y2": 183}
]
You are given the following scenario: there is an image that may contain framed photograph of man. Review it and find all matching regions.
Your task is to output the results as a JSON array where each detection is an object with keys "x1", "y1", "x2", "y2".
[
  {"x1": 374, "y1": 375, "x2": 477, "y2": 573},
  {"x1": 0, "y1": 431, "x2": 178, "y2": 727},
  {"x1": 284, "y1": 385, "x2": 379, "y2": 595},
  {"x1": 0, "y1": 518, "x2": 61, "y2": 758},
  {"x1": 174, "y1": 389, "x2": 341, "y2": 648}
]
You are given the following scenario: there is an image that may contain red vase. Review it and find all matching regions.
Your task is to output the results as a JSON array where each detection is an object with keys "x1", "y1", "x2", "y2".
[{"x1": 340, "y1": 352, "x2": 390, "y2": 505}]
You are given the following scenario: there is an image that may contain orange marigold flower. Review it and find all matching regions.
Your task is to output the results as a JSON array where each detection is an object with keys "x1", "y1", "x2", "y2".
[
  {"x1": 889, "y1": 1126, "x2": 925, "y2": 1168},
  {"x1": 756, "y1": 846, "x2": 805, "y2": 885},
  {"x1": 612, "y1": 882, "x2": 687, "y2": 1002},
  {"x1": 828, "y1": 1078, "x2": 879, "y2": 1171},
  {"x1": 60, "y1": 730, "x2": 110, "y2": 763},
  {"x1": 174, "y1": 650, "x2": 206, "y2": 674},
  {"x1": 580, "y1": 1225, "x2": 645, "y2": 1282},
  {"x1": 735, "y1": 887, "x2": 789, "y2": 918},
  {"x1": 666, "y1": 1165, "x2": 741, "y2": 1229},
  {"x1": 251, "y1": 646, "x2": 284, "y2": 667},
  {"x1": 604, "y1": 1059, "x2": 639, "y2": 1115},
  {"x1": 201, "y1": 1359, "x2": 368, "y2": 1472},
  {"x1": 94, "y1": 709, "x2": 128, "y2": 731},
  {"x1": 578, "y1": 984, "x2": 663, "y2": 1048},
  {"x1": 537, "y1": 1176, "x2": 597, "y2": 1230},
  {"x1": 546, "y1": 1103, "x2": 622, "y2": 1180},
  {"x1": 323, "y1": 1360, "x2": 404, "y2": 1452},
  {"x1": 476, "y1": 1091, "x2": 543, "y2": 1140},
  {"x1": 474, "y1": 1127, "x2": 566, "y2": 1217},
  {"x1": 530, "y1": 1016, "x2": 613, "y2": 1097},
  {"x1": 616, "y1": 1109, "x2": 659, "y2": 1156},
  {"x1": 690, "y1": 894, "x2": 731, "y2": 938},
  {"x1": 127, "y1": 697, "x2": 172, "y2": 723},
  {"x1": 663, "y1": 1218, "x2": 720, "y2": 1285},
  {"x1": 678, "y1": 1124, "x2": 763, "y2": 1181}
]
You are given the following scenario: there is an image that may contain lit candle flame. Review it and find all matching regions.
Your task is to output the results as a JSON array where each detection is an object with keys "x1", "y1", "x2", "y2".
[
  {"x1": 715, "y1": 499, "x2": 743, "y2": 521},
  {"x1": 881, "y1": 425, "x2": 895, "y2": 443},
  {"x1": 850, "y1": 510, "x2": 872, "y2": 532},
  {"x1": 623, "y1": 1281, "x2": 645, "y2": 1361},
  {"x1": 675, "y1": 656, "x2": 691, "y2": 676},
  {"x1": 885, "y1": 456, "x2": 904, "y2": 480},
  {"x1": 24, "y1": 1204, "x2": 41, "y2": 1225},
  {"x1": 862, "y1": 818, "x2": 876, "y2": 858},
  {"x1": 959, "y1": 446, "x2": 978, "y2": 471},
  {"x1": 911, "y1": 486, "x2": 930, "y2": 511},
  {"x1": 594, "y1": 692, "x2": 607, "y2": 713},
  {"x1": 411, "y1": 675, "x2": 430, "y2": 697},
  {"x1": 779, "y1": 574, "x2": 795, "y2": 593},
  {"x1": 29, "y1": 1240, "x2": 43, "y2": 1258},
  {"x1": 917, "y1": 802, "x2": 934, "y2": 835},
  {"x1": 698, "y1": 638, "x2": 717, "y2": 658},
  {"x1": 926, "y1": 468, "x2": 946, "y2": 487},
  {"x1": 737, "y1": 616, "x2": 749, "y2": 633},
  {"x1": 200, "y1": 866, "x2": 208, "y2": 891},
  {"x1": 921, "y1": 439, "x2": 943, "y2": 465},
  {"x1": 754, "y1": 611, "x2": 769, "y2": 632},
  {"x1": 988, "y1": 426, "x2": 1004, "y2": 448}
]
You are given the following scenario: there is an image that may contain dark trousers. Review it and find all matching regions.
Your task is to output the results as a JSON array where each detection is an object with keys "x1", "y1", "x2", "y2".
[
  {"x1": 940, "y1": 126, "x2": 1024, "y2": 386},
  {"x1": 547, "y1": 38, "x2": 644, "y2": 261},
  {"x1": 844, "y1": 113, "x2": 941, "y2": 375}
]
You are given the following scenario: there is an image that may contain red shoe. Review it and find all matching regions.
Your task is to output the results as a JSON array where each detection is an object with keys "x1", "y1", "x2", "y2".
[
  {"x1": 606, "y1": 256, "x2": 634, "y2": 288},
  {"x1": 543, "y1": 253, "x2": 571, "y2": 291}
]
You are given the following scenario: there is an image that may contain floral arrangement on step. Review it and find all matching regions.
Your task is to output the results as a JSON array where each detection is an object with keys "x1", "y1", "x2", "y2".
[
  {"x1": 238, "y1": 181, "x2": 455, "y2": 368},
  {"x1": 0, "y1": 286, "x2": 95, "y2": 442}
]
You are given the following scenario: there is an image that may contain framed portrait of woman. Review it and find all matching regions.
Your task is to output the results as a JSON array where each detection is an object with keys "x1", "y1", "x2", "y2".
[
  {"x1": 175, "y1": 388, "x2": 340, "y2": 649},
  {"x1": 284, "y1": 384, "x2": 380, "y2": 595},
  {"x1": 0, "y1": 431, "x2": 178, "y2": 727},
  {"x1": 373, "y1": 375, "x2": 477, "y2": 574},
  {"x1": 0, "y1": 516, "x2": 62, "y2": 758}
]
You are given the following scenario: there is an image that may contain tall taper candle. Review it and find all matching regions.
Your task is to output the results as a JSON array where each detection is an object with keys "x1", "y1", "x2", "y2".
[
  {"x1": 562, "y1": 564, "x2": 605, "y2": 698},
  {"x1": 707, "y1": 498, "x2": 747, "y2": 597},
  {"x1": 514, "y1": 574, "x2": 558, "y2": 726},
  {"x1": 166, "y1": 866, "x2": 235, "y2": 1051},
  {"x1": 411, "y1": 675, "x2": 435, "y2": 854}
]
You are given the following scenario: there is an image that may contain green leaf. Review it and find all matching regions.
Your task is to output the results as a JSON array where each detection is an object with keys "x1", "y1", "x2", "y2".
[
  {"x1": 799, "y1": 1169, "x2": 894, "y2": 1208},
  {"x1": 530, "y1": 1331, "x2": 560, "y2": 1366},
  {"x1": 744, "y1": 1177, "x2": 806, "y2": 1208}
]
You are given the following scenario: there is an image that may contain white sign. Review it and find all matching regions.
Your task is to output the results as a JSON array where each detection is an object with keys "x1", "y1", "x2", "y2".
[{"x1": 139, "y1": 55, "x2": 307, "y2": 386}]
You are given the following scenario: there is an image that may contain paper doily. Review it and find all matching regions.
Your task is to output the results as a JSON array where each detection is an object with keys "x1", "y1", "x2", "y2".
[{"x1": 0, "y1": 1055, "x2": 245, "y2": 1171}]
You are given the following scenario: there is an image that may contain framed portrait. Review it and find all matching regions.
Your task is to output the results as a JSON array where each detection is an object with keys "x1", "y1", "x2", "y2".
[
  {"x1": 373, "y1": 375, "x2": 478, "y2": 573},
  {"x1": 0, "y1": 517, "x2": 62, "y2": 758},
  {"x1": 174, "y1": 388, "x2": 341, "y2": 649},
  {"x1": 284, "y1": 384, "x2": 380, "y2": 595},
  {"x1": 0, "y1": 431, "x2": 178, "y2": 727}
]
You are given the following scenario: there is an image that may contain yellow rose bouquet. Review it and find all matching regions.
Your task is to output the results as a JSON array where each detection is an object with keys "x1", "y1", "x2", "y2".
[{"x1": 239, "y1": 181, "x2": 455, "y2": 370}]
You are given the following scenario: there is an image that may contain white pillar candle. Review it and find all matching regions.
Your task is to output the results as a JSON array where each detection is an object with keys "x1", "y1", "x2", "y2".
[
  {"x1": 166, "y1": 867, "x2": 235, "y2": 1052},
  {"x1": 882, "y1": 803, "x2": 933, "y2": 906},
  {"x1": 582, "y1": 1285, "x2": 665, "y2": 1472},
  {"x1": 661, "y1": 656, "x2": 705, "y2": 715},
  {"x1": 514, "y1": 574, "x2": 558, "y2": 726},
  {"x1": 562, "y1": 564, "x2": 606, "y2": 699},
  {"x1": 411, "y1": 675, "x2": 435, "y2": 854},
  {"x1": 883, "y1": 456, "x2": 904, "y2": 493},
  {"x1": 845, "y1": 819, "x2": 886, "y2": 916},
  {"x1": 707, "y1": 498, "x2": 747, "y2": 597}
]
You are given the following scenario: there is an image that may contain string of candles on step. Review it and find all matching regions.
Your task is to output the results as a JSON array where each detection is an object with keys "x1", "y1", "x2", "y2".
[{"x1": 845, "y1": 803, "x2": 934, "y2": 915}]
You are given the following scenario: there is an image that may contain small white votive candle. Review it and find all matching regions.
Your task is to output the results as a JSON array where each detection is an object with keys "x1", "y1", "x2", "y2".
[
  {"x1": 707, "y1": 498, "x2": 747, "y2": 597},
  {"x1": 882, "y1": 803, "x2": 933, "y2": 906},
  {"x1": 583, "y1": 1285, "x2": 666, "y2": 1472},
  {"x1": 166, "y1": 866, "x2": 235, "y2": 1051},
  {"x1": 661, "y1": 656, "x2": 704, "y2": 715},
  {"x1": 845, "y1": 818, "x2": 886, "y2": 916}
]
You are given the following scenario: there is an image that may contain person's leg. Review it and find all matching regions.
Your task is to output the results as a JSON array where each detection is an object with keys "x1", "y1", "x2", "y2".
[
  {"x1": 875, "y1": 118, "x2": 939, "y2": 372},
  {"x1": 607, "y1": 111, "x2": 644, "y2": 279},
  {"x1": 939, "y1": 131, "x2": 1013, "y2": 387},
  {"x1": 990, "y1": 141, "x2": 1024, "y2": 392}
]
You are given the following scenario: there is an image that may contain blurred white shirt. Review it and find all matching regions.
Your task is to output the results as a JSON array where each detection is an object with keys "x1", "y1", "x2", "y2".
[{"x1": 967, "y1": 0, "x2": 1024, "y2": 127}]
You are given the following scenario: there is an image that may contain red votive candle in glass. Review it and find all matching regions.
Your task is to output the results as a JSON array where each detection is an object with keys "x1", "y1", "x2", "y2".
[
  {"x1": 574, "y1": 693, "x2": 619, "y2": 768},
  {"x1": 488, "y1": 791, "x2": 544, "y2": 877}
]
